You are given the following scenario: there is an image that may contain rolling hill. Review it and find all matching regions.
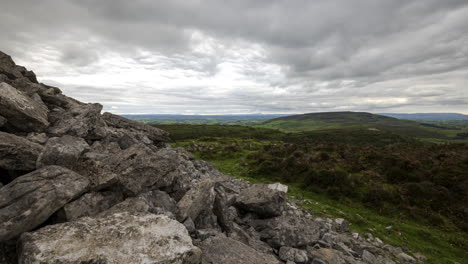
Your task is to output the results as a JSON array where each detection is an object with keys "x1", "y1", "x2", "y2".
[{"x1": 255, "y1": 111, "x2": 462, "y2": 141}]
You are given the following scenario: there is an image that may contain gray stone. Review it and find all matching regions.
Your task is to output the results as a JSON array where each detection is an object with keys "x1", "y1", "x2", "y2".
[
  {"x1": 102, "y1": 112, "x2": 169, "y2": 143},
  {"x1": 308, "y1": 248, "x2": 347, "y2": 264},
  {"x1": 0, "y1": 131, "x2": 44, "y2": 171},
  {"x1": 36, "y1": 135, "x2": 89, "y2": 169},
  {"x1": 0, "y1": 82, "x2": 49, "y2": 132},
  {"x1": 235, "y1": 184, "x2": 286, "y2": 217},
  {"x1": 0, "y1": 51, "x2": 23, "y2": 80},
  {"x1": 0, "y1": 166, "x2": 89, "y2": 241},
  {"x1": 26, "y1": 132, "x2": 48, "y2": 145},
  {"x1": 48, "y1": 103, "x2": 107, "y2": 140},
  {"x1": 199, "y1": 234, "x2": 281, "y2": 264},
  {"x1": 397, "y1": 252, "x2": 416, "y2": 263},
  {"x1": 253, "y1": 214, "x2": 320, "y2": 248},
  {"x1": 139, "y1": 189, "x2": 178, "y2": 216},
  {"x1": 279, "y1": 247, "x2": 308, "y2": 263},
  {"x1": 0, "y1": 115, "x2": 6, "y2": 127},
  {"x1": 58, "y1": 191, "x2": 123, "y2": 221},
  {"x1": 19, "y1": 212, "x2": 201, "y2": 264},
  {"x1": 177, "y1": 179, "x2": 216, "y2": 222}
]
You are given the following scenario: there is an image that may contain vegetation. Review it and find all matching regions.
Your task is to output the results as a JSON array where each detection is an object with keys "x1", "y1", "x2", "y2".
[
  {"x1": 162, "y1": 123, "x2": 468, "y2": 264},
  {"x1": 255, "y1": 112, "x2": 468, "y2": 143}
]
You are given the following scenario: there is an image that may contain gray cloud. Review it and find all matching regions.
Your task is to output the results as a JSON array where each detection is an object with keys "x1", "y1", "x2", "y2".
[{"x1": 1, "y1": 0, "x2": 467, "y2": 114}]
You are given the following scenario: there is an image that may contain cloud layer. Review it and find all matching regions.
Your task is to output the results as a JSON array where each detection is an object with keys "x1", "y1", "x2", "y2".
[{"x1": 2, "y1": 0, "x2": 467, "y2": 114}]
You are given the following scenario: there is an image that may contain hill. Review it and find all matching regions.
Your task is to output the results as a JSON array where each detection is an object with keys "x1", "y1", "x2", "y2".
[
  {"x1": 256, "y1": 111, "x2": 466, "y2": 141},
  {"x1": 380, "y1": 113, "x2": 468, "y2": 120}
]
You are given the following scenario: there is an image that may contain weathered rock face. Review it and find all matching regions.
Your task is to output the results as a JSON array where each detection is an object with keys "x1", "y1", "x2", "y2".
[
  {"x1": 0, "y1": 82, "x2": 49, "y2": 132},
  {"x1": 57, "y1": 191, "x2": 123, "y2": 221},
  {"x1": 0, "y1": 166, "x2": 89, "y2": 241},
  {"x1": 36, "y1": 135, "x2": 89, "y2": 169},
  {"x1": 0, "y1": 52, "x2": 23, "y2": 80},
  {"x1": 48, "y1": 103, "x2": 107, "y2": 140},
  {"x1": 19, "y1": 212, "x2": 202, "y2": 264},
  {"x1": 102, "y1": 112, "x2": 169, "y2": 143},
  {"x1": 235, "y1": 184, "x2": 286, "y2": 218},
  {"x1": 252, "y1": 214, "x2": 321, "y2": 248},
  {"x1": 199, "y1": 234, "x2": 281, "y2": 264},
  {"x1": 0, "y1": 131, "x2": 43, "y2": 171}
]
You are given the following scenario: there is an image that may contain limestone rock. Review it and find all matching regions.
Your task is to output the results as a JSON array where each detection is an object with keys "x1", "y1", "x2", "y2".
[
  {"x1": 0, "y1": 115, "x2": 6, "y2": 127},
  {"x1": 0, "y1": 51, "x2": 23, "y2": 80},
  {"x1": 177, "y1": 179, "x2": 216, "y2": 222},
  {"x1": 0, "y1": 166, "x2": 89, "y2": 241},
  {"x1": 36, "y1": 135, "x2": 89, "y2": 169},
  {"x1": 102, "y1": 112, "x2": 169, "y2": 143},
  {"x1": 19, "y1": 212, "x2": 202, "y2": 264},
  {"x1": 278, "y1": 247, "x2": 308, "y2": 263},
  {"x1": 0, "y1": 82, "x2": 49, "y2": 132},
  {"x1": 48, "y1": 103, "x2": 106, "y2": 140},
  {"x1": 199, "y1": 234, "x2": 281, "y2": 264},
  {"x1": 308, "y1": 248, "x2": 347, "y2": 264},
  {"x1": 253, "y1": 214, "x2": 320, "y2": 248},
  {"x1": 235, "y1": 184, "x2": 286, "y2": 217},
  {"x1": 0, "y1": 131, "x2": 44, "y2": 171},
  {"x1": 58, "y1": 191, "x2": 123, "y2": 221}
]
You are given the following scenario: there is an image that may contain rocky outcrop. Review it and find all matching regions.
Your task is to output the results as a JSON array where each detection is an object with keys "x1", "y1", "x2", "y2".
[
  {"x1": 0, "y1": 132, "x2": 43, "y2": 171},
  {"x1": 198, "y1": 234, "x2": 281, "y2": 264},
  {"x1": 19, "y1": 212, "x2": 201, "y2": 264},
  {"x1": 0, "y1": 82, "x2": 49, "y2": 132},
  {"x1": 0, "y1": 166, "x2": 89, "y2": 241},
  {"x1": 0, "y1": 51, "x2": 424, "y2": 264},
  {"x1": 36, "y1": 135, "x2": 89, "y2": 169}
]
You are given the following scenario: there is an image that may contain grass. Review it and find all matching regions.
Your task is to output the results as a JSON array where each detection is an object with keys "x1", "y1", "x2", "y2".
[{"x1": 173, "y1": 139, "x2": 468, "y2": 264}]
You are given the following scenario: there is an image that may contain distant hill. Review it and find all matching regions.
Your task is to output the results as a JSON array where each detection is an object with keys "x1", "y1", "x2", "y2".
[
  {"x1": 256, "y1": 111, "x2": 454, "y2": 140},
  {"x1": 379, "y1": 113, "x2": 468, "y2": 120}
]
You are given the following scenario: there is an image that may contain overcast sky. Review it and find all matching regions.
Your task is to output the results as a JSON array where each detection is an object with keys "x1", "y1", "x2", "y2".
[{"x1": 2, "y1": 0, "x2": 467, "y2": 114}]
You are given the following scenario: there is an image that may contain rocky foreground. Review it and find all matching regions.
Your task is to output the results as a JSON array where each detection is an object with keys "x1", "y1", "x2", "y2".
[{"x1": 0, "y1": 51, "x2": 424, "y2": 263}]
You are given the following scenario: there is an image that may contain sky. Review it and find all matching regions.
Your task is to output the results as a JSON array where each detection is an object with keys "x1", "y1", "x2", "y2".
[{"x1": 1, "y1": 0, "x2": 467, "y2": 115}]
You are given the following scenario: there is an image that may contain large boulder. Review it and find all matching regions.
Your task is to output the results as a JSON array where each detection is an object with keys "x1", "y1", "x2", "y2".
[
  {"x1": 47, "y1": 103, "x2": 107, "y2": 140},
  {"x1": 0, "y1": 51, "x2": 23, "y2": 80},
  {"x1": 252, "y1": 214, "x2": 321, "y2": 248},
  {"x1": 0, "y1": 131, "x2": 43, "y2": 171},
  {"x1": 36, "y1": 135, "x2": 89, "y2": 169},
  {"x1": 0, "y1": 82, "x2": 49, "y2": 132},
  {"x1": 18, "y1": 212, "x2": 202, "y2": 264},
  {"x1": 177, "y1": 180, "x2": 216, "y2": 222},
  {"x1": 102, "y1": 112, "x2": 169, "y2": 143},
  {"x1": 57, "y1": 191, "x2": 123, "y2": 221},
  {"x1": 235, "y1": 183, "x2": 287, "y2": 218},
  {"x1": 0, "y1": 166, "x2": 89, "y2": 241},
  {"x1": 199, "y1": 234, "x2": 281, "y2": 264}
]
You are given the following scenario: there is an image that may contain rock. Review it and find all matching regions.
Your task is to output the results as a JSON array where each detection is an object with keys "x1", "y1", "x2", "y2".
[
  {"x1": 362, "y1": 250, "x2": 377, "y2": 263},
  {"x1": 0, "y1": 131, "x2": 44, "y2": 171},
  {"x1": 308, "y1": 248, "x2": 347, "y2": 264},
  {"x1": 103, "y1": 144, "x2": 213, "y2": 196},
  {"x1": 333, "y1": 218, "x2": 350, "y2": 232},
  {"x1": 0, "y1": 166, "x2": 89, "y2": 241},
  {"x1": 26, "y1": 132, "x2": 48, "y2": 145},
  {"x1": 0, "y1": 82, "x2": 49, "y2": 132},
  {"x1": 278, "y1": 247, "x2": 309, "y2": 263},
  {"x1": 177, "y1": 179, "x2": 216, "y2": 222},
  {"x1": 48, "y1": 103, "x2": 107, "y2": 140},
  {"x1": 253, "y1": 214, "x2": 320, "y2": 248},
  {"x1": 18, "y1": 212, "x2": 202, "y2": 264},
  {"x1": 0, "y1": 51, "x2": 23, "y2": 80},
  {"x1": 235, "y1": 184, "x2": 286, "y2": 217},
  {"x1": 102, "y1": 112, "x2": 169, "y2": 143},
  {"x1": 199, "y1": 234, "x2": 281, "y2": 264},
  {"x1": 139, "y1": 189, "x2": 179, "y2": 216},
  {"x1": 397, "y1": 252, "x2": 416, "y2": 263},
  {"x1": 0, "y1": 242, "x2": 17, "y2": 264},
  {"x1": 57, "y1": 191, "x2": 123, "y2": 221},
  {"x1": 36, "y1": 135, "x2": 89, "y2": 169},
  {"x1": 268, "y1": 182, "x2": 288, "y2": 193},
  {"x1": 0, "y1": 115, "x2": 6, "y2": 127},
  {"x1": 213, "y1": 182, "x2": 239, "y2": 232}
]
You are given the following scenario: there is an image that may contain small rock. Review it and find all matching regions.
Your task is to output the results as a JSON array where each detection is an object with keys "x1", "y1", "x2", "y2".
[
  {"x1": 235, "y1": 184, "x2": 286, "y2": 218},
  {"x1": 279, "y1": 247, "x2": 308, "y2": 263},
  {"x1": 397, "y1": 252, "x2": 416, "y2": 263}
]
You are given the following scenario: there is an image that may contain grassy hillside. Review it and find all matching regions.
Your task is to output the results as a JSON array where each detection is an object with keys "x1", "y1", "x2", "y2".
[
  {"x1": 164, "y1": 125, "x2": 468, "y2": 264},
  {"x1": 256, "y1": 111, "x2": 467, "y2": 142}
]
